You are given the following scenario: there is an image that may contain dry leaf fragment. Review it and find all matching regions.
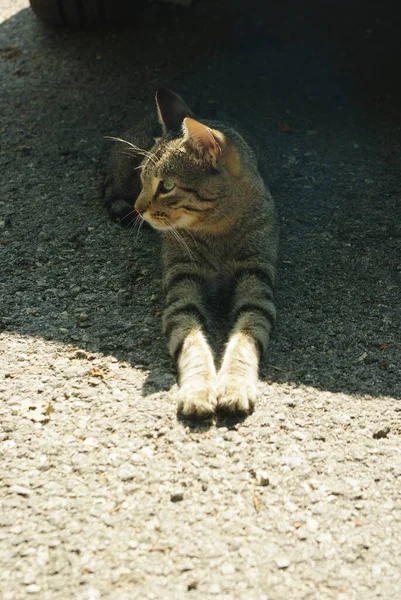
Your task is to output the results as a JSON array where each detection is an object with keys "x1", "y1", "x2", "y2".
[
  {"x1": 266, "y1": 363, "x2": 285, "y2": 372},
  {"x1": 377, "y1": 341, "x2": 392, "y2": 351},
  {"x1": 45, "y1": 402, "x2": 55, "y2": 416},
  {"x1": 277, "y1": 119, "x2": 296, "y2": 133},
  {"x1": 13, "y1": 145, "x2": 32, "y2": 153},
  {"x1": 1, "y1": 46, "x2": 22, "y2": 59},
  {"x1": 89, "y1": 366, "x2": 107, "y2": 378},
  {"x1": 252, "y1": 485, "x2": 261, "y2": 513}
]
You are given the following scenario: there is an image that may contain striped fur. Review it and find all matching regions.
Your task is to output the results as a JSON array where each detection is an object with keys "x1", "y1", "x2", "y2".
[{"x1": 105, "y1": 90, "x2": 279, "y2": 419}]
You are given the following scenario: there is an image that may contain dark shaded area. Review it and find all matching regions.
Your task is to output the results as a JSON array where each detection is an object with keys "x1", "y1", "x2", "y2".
[
  {"x1": 1, "y1": 0, "x2": 400, "y2": 403},
  {"x1": 30, "y1": 0, "x2": 148, "y2": 26}
]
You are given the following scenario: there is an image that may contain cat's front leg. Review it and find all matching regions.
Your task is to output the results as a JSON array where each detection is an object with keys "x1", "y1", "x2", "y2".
[
  {"x1": 176, "y1": 328, "x2": 217, "y2": 419},
  {"x1": 217, "y1": 330, "x2": 259, "y2": 414},
  {"x1": 217, "y1": 265, "x2": 276, "y2": 415},
  {"x1": 163, "y1": 268, "x2": 216, "y2": 419}
]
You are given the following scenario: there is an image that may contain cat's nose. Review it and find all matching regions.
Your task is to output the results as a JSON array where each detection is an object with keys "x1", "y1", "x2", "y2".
[{"x1": 135, "y1": 190, "x2": 149, "y2": 215}]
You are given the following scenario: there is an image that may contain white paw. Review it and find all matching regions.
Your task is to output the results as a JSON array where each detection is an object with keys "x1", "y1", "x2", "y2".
[
  {"x1": 216, "y1": 376, "x2": 257, "y2": 415},
  {"x1": 177, "y1": 386, "x2": 217, "y2": 420}
]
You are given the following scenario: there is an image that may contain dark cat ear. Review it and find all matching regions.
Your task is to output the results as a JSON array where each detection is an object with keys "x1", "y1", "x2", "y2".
[
  {"x1": 183, "y1": 117, "x2": 221, "y2": 165},
  {"x1": 155, "y1": 89, "x2": 194, "y2": 133}
]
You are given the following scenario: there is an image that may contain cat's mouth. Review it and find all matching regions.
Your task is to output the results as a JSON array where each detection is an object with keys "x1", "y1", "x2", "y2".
[
  {"x1": 143, "y1": 211, "x2": 195, "y2": 231},
  {"x1": 141, "y1": 212, "x2": 171, "y2": 231}
]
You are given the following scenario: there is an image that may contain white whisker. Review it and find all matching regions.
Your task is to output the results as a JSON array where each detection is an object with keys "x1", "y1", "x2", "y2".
[
  {"x1": 212, "y1": 206, "x2": 228, "y2": 218},
  {"x1": 131, "y1": 215, "x2": 142, "y2": 233},
  {"x1": 165, "y1": 219, "x2": 195, "y2": 262},
  {"x1": 182, "y1": 227, "x2": 197, "y2": 247},
  {"x1": 104, "y1": 136, "x2": 157, "y2": 164},
  {"x1": 120, "y1": 210, "x2": 136, "y2": 225},
  {"x1": 105, "y1": 136, "x2": 149, "y2": 154},
  {"x1": 133, "y1": 216, "x2": 145, "y2": 245},
  {"x1": 116, "y1": 150, "x2": 144, "y2": 161}
]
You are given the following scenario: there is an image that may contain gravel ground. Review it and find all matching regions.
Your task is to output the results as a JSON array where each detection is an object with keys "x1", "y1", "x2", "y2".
[{"x1": 0, "y1": 2, "x2": 400, "y2": 599}]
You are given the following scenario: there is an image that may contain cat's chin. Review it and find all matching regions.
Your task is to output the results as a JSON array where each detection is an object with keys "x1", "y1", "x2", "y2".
[{"x1": 145, "y1": 220, "x2": 172, "y2": 232}]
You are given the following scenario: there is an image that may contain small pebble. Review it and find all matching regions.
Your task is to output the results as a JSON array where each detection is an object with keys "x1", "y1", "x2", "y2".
[
  {"x1": 373, "y1": 426, "x2": 390, "y2": 439},
  {"x1": 257, "y1": 471, "x2": 270, "y2": 487},
  {"x1": 26, "y1": 585, "x2": 41, "y2": 594},
  {"x1": 275, "y1": 556, "x2": 290, "y2": 569},
  {"x1": 118, "y1": 466, "x2": 136, "y2": 481},
  {"x1": 296, "y1": 527, "x2": 308, "y2": 540},
  {"x1": 187, "y1": 581, "x2": 198, "y2": 591},
  {"x1": 9, "y1": 485, "x2": 31, "y2": 497},
  {"x1": 317, "y1": 532, "x2": 333, "y2": 544},
  {"x1": 221, "y1": 563, "x2": 235, "y2": 575},
  {"x1": 170, "y1": 491, "x2": 184, "y2": 502},
  {"x1": 306, "y1": 517, "x2": 319, "y2": 532}
]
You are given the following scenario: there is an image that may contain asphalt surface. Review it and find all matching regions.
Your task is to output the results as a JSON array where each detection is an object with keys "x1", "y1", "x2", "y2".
[{"x1": 0, "y1": 1, "x2": 400, "y2": 599}]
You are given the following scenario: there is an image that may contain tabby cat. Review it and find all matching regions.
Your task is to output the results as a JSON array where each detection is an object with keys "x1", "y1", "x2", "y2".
[{"x1": 104, "y1": 89, "x2": 279, "y2": 419}]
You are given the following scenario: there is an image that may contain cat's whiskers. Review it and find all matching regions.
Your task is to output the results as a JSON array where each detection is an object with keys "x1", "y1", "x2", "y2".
[
  {"x1": 212, "y1": 206, "x2": 229, "y2": 219},
  {"x1": 164, "y1": 219, "x2": 195, "y2": 262},
  {"x1": 118, "y1": 209, "x2": 137, "y2": 226},
  {"x1": 105, "y1": 136, "x2": 157, "y2": 165},
  {"x1": 133, "y1": 216, "x2": 145, "y2": 244},
  {"x1": 126, "y1": 148, "x2": 157, "y2": 164},
  {"x1": 128, "y1": 212, "x2": 143, "y2": 235},
  {"x1": 116, "y1": 150, "x2": 144, "y2": 162},
  {"x1": 104, "y1": 136, "x2": 150, "y2": 155},
  {"x1": 181, "y1": 226, "x2": 198, "y2": 248},
  {"x1": 128, "y1": 218, "x2": 139, "y2": 233}
]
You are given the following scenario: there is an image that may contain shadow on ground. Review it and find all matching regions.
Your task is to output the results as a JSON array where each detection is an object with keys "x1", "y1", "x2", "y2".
[{"x1": 1, "y1": 1, "x2": 400, "y2": 405}]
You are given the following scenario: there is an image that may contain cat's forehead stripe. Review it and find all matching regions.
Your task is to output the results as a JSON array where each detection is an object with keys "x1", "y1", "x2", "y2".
[{"x1": 152, "y1": 177, "x2": 160, "y2": 196}]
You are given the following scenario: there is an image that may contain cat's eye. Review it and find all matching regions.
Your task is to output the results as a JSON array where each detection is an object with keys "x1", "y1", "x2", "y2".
[{"x1": 159, "y1": 180, "x2": 175, "y2": 194}]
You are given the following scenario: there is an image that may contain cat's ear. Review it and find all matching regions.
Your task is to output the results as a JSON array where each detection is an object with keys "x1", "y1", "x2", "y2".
[
  {"x1": 155, "y1": 88, "x2": 194, "y2": 133},
  {"x1": 182, "y1": 117, "x2": 221, "y2": 165}
]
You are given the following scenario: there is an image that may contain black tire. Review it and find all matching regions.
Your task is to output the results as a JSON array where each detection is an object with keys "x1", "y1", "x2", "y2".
[{"x1": 29, "y1": 0, "x2": 147, "y2": 27}]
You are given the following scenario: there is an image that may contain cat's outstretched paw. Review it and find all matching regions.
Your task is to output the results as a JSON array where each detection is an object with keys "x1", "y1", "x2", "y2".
[
  {"x1": 216, "y1": 377, "x2": 257, "y2": 415},
  {"x1": 177, "y1": 386, "x2": 217, "y2": 420}
]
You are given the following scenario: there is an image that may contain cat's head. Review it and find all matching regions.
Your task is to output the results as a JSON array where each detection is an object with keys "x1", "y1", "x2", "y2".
[{"x1": 135, "y1": 89, "x2": 246, "y2": 234}]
